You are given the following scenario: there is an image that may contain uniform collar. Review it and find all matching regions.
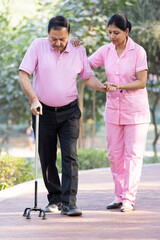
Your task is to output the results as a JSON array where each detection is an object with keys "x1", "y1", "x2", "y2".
[{"x1": 109, "y1": 36, "x2": 135, "y2": 52}]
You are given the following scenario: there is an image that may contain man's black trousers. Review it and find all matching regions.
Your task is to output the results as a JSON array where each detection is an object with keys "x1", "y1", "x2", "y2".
[{"x1": 32, "y1": 100, "x2": 81, "y2": 206}]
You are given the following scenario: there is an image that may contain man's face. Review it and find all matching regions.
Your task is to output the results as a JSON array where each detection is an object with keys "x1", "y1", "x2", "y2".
[{"x1": 48, "y1": 27, "x2": 69, "y2": 53}]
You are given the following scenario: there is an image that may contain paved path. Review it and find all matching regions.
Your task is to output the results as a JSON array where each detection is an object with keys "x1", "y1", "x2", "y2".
[{"x1": 0, "y1": 164, "x2": 160, "y2": 240}]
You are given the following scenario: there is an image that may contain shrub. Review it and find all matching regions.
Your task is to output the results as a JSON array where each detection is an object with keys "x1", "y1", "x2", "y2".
[
  {"x1": 0, "y1": 149, "x2": 109, "y2": 190},
  {"x1": 78, "y1": 148, "x2": 109, "y2": 170},
  {"x1": 57, "y1": 148, "x2": 109, "y2": 171},
  {"x1": 0, "y1": 155, "x2": 34, "y2": 190}
]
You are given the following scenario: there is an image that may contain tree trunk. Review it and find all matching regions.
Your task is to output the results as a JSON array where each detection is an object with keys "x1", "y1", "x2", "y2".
[
  {"x1": 150, "y1": 91, "x2": 160, "y2": 162},
  {"x1": 0, "y1": 116, "x2": 11, "y2": 154},
  {"x1": 78, "y1": 4, "x2": 97, "y2": 149},
  {"x1": 78, "y1": 81, "x2": 85, "y2": 148},
  {"x1": 90, "y1": 5, "x2": 96, "y2": 148},
  {"x1": 92, "y1": 90, "x2": 96, "y2": 148}
]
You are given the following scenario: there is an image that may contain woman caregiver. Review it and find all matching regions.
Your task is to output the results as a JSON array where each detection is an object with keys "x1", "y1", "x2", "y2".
[{"x1": 88, "y1": 13, "x2": 150, "y2": 212}]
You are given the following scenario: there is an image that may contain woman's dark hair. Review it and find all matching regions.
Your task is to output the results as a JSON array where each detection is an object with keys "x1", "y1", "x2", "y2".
[
  {"x1": 48, "y1": 15, "x2": 70, "y2": 33},
  {"x1": 107, "y1": 13, "x2": 132, "y2": 32}
]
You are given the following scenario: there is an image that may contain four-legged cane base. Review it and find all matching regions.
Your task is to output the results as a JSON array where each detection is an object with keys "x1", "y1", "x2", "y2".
[
  {"x1": 23, "y1": 207, "x2": 46, "y2": 220},
  {"x1": 23, "y1": 114, "x2": 46, "y2": 221}
]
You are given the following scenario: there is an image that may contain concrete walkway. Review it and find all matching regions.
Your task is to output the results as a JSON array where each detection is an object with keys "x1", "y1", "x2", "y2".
[{"x1": 0, "y1": 164, "x2": 160, "y2": 240}]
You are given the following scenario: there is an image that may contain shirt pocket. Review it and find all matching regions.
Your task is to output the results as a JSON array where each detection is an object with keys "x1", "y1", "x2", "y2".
[
  {"x1": 121, "y1": 95, "x2": 148, "y2": 113},
  {"x1": 106, "y1": 93, "x2": 119, "y2": 109}
]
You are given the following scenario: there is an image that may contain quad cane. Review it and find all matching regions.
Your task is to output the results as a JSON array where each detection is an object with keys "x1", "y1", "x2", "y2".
[{"x1": 23, "y1": 108, "x2": 46, "y2": 220}]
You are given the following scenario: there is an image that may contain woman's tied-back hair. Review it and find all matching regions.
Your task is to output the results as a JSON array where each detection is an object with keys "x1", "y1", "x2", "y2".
[
  {"x1": 107, "y1": 13, "x2": 132, "y2": 33},
  {"x1": 48, "y1": 15, "x2": 70, "y2": 33}
]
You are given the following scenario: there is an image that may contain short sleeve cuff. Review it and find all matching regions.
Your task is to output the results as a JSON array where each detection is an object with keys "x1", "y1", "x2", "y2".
[
  {"x1": 19, "y1": 67, "x2": 33, "y2": 75},
  {"x1": 136, "y1": 66, "x2": 148, "y2": 72},
  {"x1": 88, "y1": 59, "x2": 99, "y2": 69}
]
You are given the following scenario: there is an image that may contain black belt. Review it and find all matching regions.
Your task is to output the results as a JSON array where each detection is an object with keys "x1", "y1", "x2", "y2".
[{"x1": 41, "y1": 99, "x2": 78, "y2": 112}]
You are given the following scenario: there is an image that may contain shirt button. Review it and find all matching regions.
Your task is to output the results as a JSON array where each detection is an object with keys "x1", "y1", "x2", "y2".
[
  {"x1": 117, "y1": 97, "x2": 119, "y2": 100},
  {"x1": 117, "y1": 59, "x2": 120, "y2": 62},
  {"x1": 116, "y1": 71, "x2": 119, "y2": 75},
  {"x1": 118, "y1": 110, "x2": 119, "y2": 112}
]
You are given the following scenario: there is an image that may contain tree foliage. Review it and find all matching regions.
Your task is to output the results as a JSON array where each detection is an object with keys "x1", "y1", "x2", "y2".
[
  {"x1": 0, "y1": 2, "x2": 31, "y2": 123},
  {"x1": 0, "y1": 0, "x2": 54, "y2": 123},
  {"x1": 126, "y1": 0, "x2": 160, "y2": 23}
]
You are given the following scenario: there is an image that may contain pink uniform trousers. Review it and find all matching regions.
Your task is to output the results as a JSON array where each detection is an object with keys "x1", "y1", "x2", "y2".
[{"x1": 106, "y1": 123, "x2": 149, "y2": 205}]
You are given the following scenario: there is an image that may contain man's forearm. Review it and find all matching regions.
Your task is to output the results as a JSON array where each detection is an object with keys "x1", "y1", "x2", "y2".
[
  {"x1": 84, "y1": 75, "x2": 106, "y2": 92},
  {"x1": 19, "y1": 70, "x2": 42, "y2": 115},
  {"x1": 19, "y1": 70, "x2": 37, "y2": 102}
]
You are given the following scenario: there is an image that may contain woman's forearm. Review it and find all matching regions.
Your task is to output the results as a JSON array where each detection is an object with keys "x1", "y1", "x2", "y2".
[{"x1": 119, "y1": 79, "x2": 146, "y2": 90}]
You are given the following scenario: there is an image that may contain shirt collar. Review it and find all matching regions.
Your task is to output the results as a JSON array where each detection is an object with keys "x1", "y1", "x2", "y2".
[
  {"x1": 108, "y1": 36, "x2": 135, "y2": 52},
  {"x1": 48, "y1": 38, "x2": 70, "y2": 53},
  {"x1": 64, "y1": 41, "x2": 71, "y2": 53}
]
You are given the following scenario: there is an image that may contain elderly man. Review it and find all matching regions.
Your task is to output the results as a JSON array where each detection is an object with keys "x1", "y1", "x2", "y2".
[{"x1": 19, "y1": 15, "x2": 106, "y2": 216}]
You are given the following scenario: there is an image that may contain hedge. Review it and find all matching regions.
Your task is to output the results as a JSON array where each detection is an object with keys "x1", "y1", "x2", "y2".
[
  {"x1": 0, "y1": 155, "x2": 34, "y2": 190},
  {"x1": 56, "y1": 148, "x2": 109, "y2": 172},
  {"x1": 0, "y1": 148, "x2": 109, "y2": 190}
]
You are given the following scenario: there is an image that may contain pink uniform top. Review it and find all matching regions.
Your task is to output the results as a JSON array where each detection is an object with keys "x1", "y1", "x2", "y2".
[
  {"x1": 89, "y1": 36, "x2": 150, "y2": 125},
  {"x1": 19, "y1": 38, "x2": 94, "y2": 107}
]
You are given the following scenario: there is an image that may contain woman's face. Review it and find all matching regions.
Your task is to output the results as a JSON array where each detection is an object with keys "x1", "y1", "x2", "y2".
[{"x1": 108, "y1": 24, "x2": 129, "y2": 47}]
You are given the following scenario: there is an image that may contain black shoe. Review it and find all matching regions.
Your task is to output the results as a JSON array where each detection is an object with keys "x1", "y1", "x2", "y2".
[
  {"x1": 45, "y1": 202, "x2": 62, "y2": 213},
  {"x1": 61, "y1": 203, "x2": 82, "y2": 216},
  {"x1": 106, "y1": 201, "x2": 122, "y2": 209}
]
